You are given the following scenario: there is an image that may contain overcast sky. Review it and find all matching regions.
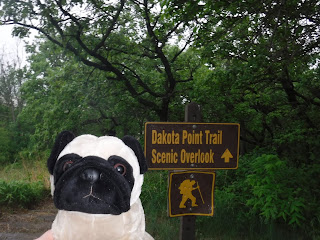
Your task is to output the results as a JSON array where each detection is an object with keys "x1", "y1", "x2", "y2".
[{"x1": 0, "y1": 25, "x2": 30, "y2": 66}]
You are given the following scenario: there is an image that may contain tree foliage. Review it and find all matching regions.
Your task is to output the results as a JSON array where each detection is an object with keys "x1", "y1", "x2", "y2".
[
  {"x1": 19, "y1": 38, "x2": 146, "y2": 147},
  {"x1": 1, "y1": 0, "x2": 200, "y2": 121},
  {"x1": 0, "y1": 54, "x2": 25, "y2": 123},
  {"x1": 17, "y1": 38, "x2": 204, "y2": 148},
  {"x1": 0, "y1": 49, "x2": 26, "y2": 164},
  {"x1": 185, "y1": 0, "x2": 320, "y2": 161},
  {"x1": 0, "y1": 0, "x2": 320, "y2": 238}
]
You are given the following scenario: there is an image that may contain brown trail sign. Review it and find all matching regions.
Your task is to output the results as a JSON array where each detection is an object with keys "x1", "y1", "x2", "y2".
[
  {"x1": 144, "y1": 102, "x2": 240, "y2": 240},
  {"x1": 144, "y1": 122, "x2": 240, "y2": 170},
  {"x1": 169, "y1": 171, "x2": 216, "y2": 217}
]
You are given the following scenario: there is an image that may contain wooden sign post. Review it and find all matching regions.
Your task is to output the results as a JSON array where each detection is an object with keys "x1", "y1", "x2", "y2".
[
  {"x1": 144, "y1": 102, "x2": 240, "y2": 240},
  {"x1": 180, "y1": 102, "x2": 201, "y2": 240}
]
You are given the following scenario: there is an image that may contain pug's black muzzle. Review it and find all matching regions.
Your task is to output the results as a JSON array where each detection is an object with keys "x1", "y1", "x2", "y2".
[{"x1": 53, "y1": 154, "x2": 134, "y2": 215}]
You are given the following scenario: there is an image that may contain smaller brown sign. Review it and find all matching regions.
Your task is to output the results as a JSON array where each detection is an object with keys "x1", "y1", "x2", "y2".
[{"x1": 168, "y1": 171, "x2": 215, "y2": 217}]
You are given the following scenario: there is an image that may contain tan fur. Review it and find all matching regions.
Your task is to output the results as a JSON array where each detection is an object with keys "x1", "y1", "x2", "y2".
[{"x1": 51, "y1": 199, "x2": 153, "y2": 240}]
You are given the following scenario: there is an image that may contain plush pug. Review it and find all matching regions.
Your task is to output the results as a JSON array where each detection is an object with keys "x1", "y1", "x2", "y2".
[{"x1": 36, "y1": 131, "x2": 153, "y2": 240}]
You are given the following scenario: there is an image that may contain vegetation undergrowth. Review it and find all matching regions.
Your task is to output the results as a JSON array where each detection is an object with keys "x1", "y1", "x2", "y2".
[
  {"x1": 0, "y1": 152, "x2": 50, "y2": 209},
  {"x1": 0, "y1": 180, "x2": 48, "y2": 209},
  {"x1": 141, "y1": 151, "x2": 320, "y2": 240},
  {"x1": 0, "y1": 149, "x2": 319, "y2": 239},
  {"x1": 194, "y1": 151, "x2": 319, "y2": 240},
  {"x1": 141, "y1": 171, "x2": 180, "y2": 239}
]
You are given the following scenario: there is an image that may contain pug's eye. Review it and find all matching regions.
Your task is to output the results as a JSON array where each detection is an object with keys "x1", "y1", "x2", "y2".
[
  {"x1": 63, "y1": 161, "x2": 73, "y2": 171},
  {"x1": 114, "y1": 163, "x2": 126, "y2": 175}
]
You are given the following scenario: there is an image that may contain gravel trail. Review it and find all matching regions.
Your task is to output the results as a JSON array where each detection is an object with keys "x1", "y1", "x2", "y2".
[{"x1": 0, "y1": 198, "x2": 57, "y2": 240}]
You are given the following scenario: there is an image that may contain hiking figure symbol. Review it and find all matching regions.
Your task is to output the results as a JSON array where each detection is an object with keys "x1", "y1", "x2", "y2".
[{"x1": 178, "y1": 179, "x2": 204, "y2": 208}]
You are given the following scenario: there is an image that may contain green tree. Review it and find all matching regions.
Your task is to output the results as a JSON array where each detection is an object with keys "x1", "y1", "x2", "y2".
[
  {"x1": 184, "y1": 0, "x2": 320, "y2": 157},
  {"x1": 164, "y1": 0, "x2": 320, "y2": 236},
  {"x1": 0, "y1": 49, "x2": 26, "y2": 164},
  {"x1": 18, "y1": 38, "x2": 204, "y2": 148},
  {"x1": 1, "y1": 0, "x2": 201, "y2": 121},
  {"x1": 0, "y1": 56, "x2": 25, "y2": 123}
]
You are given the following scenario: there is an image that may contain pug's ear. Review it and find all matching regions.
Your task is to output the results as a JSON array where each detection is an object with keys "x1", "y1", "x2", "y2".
[
  {"x1": 122, "y1": 136, "x2": 148, "y2": 174},
  {"x1": 47, "y1": 131, "x2": 75, "y2": 174}
]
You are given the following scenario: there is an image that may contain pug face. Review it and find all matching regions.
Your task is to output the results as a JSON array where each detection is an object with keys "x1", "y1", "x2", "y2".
[{"x1": 47, "y1": 131, "x2": 147, "y2": 215}]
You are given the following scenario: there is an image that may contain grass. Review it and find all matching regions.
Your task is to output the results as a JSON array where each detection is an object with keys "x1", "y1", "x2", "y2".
[
  {"x1": 0, "y1": 154, "x2": 50, "y2": 209},
  {"x1": 141, "y1": 171, "x2": 180, "y2": 239},
  {"x1": 0, "y1": 155, "x2": 50, "y2": 189}
]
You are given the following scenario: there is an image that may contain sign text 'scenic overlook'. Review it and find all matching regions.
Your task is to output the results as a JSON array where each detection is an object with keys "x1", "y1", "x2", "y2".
[{"x1": 145, "y1": 122, "x2": 240, "y2": 170}]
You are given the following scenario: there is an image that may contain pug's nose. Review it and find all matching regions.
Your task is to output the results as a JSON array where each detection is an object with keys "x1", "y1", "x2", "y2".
[{"x1": 81, "y1": 168, "x2": 100, "y2": 183}]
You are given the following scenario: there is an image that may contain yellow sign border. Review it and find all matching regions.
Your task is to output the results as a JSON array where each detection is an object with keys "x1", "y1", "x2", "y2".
[
  {"x1": 168, "y1": 171, "x2": 216, "y2": 217},
  {"x1": 144, "y1": 122, "x2": 240, "y2": 170}
]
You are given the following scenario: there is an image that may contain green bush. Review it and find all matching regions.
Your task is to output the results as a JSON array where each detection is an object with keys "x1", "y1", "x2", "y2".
[
  {"x1": 0, "y1": 179, "x2": 48, "y2": 209},
  {"x1": 140, "y1": 154, "x2": 320, "y2": 239},
  {"x1": 246, "y1": 154, "x2": 306, "y2": 225},
  {"x1": 141, "y1": 171, "x2": 179, "y2": 239},
  {"x1": 209, "y1": 152, "x2": 320, "y2": 239}
]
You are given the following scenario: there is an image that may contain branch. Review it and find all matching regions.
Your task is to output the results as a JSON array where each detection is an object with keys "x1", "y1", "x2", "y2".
[
  {"x1": 115, "y1": 63, "x2": 164, "y2": 98},
  {"x1": 293, "y1": 89, "x2": 320, "y2": 107},
  {"x1": 171, "y1": 31, "x2": 194, "y2": 63},
  {"x1": 143, "y1": 0, "x2": 176, "y2": 92},
  {"x1": 98, "y1": 108, "x2": 119, "y2": 126},
  {"x1": 93, "y1": 0, "x2": 126, "y2": 53},
  {"x1": 4, "y1": 21, "x2": 64, "y2": 48},
  {"x1": 51, "y1": 0, "x2": 114, "y2": 68},
  {"x1": 163, "y1": 20, "x2": 183, "y2": 42},
  {"x1": 176, "y1": 76, "x2": 193, "y2": 83},
  {"x1": 54, "y1": 0, "x2": 82, "y2": 29}
]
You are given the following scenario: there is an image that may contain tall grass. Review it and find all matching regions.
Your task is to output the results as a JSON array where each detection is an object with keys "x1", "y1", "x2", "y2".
[
  {"x1": 141, "y1": 171, "x2": 180, "y2": 239},
  {"x1": 0, "y1": 152, "x2": 50, "y2": 188},
  {"x1": 0, "y1": 152, "x2": 50, "y2": 209}
]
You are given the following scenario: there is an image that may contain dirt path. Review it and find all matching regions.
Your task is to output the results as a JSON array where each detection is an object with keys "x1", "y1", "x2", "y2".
[{"x1": 0, "y1": 198, "x2": 57, "y2": 240}]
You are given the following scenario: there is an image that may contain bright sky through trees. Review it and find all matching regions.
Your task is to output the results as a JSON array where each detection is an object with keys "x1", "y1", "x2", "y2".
[{"x1": 0, "y1": 25, "x2": 36, "y2": 66}]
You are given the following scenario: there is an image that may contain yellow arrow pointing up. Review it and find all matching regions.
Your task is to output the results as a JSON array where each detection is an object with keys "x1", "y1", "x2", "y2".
[{"x1": 221, "y1": 149, "x2": 233, "y2": 163}]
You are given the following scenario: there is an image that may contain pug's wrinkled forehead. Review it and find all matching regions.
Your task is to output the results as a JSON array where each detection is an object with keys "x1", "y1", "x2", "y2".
[{"x1": 57, "y1": 135, "x2": 141, "y2": 179}]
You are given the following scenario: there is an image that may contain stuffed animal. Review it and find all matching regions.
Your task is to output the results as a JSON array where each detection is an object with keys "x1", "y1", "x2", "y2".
[{"x1": 36, "y1": 131, "x2": 153, "y2": 240}]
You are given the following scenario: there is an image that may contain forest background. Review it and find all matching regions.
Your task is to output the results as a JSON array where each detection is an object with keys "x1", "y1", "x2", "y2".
[{"x1": 0, "y1": 0, "x2": 319, "y2": 239}]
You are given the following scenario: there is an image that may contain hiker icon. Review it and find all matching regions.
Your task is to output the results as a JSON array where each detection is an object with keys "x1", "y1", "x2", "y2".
[{"x1": 178, "y1": 179, "x2": 204, "y2": 208}]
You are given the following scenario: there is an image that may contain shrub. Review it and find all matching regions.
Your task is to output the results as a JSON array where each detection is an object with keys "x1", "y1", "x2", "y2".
[
  {"x1": 0, "y1": 180, "x2": 48, "y2": 209},
  {"x1": 246, "y1": 154, "x2": 306, "y2": 225},
  {"x1": 211, "y1": 152, "x2": 320, "y2": 239},
  {"x1": 141, "y1": 171, "x2": 179, "y2": 239}
]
